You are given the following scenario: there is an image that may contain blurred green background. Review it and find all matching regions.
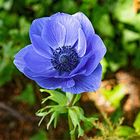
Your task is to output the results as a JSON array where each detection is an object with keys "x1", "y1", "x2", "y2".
[{"x1": 0, "y1": 0, "x2": 140, "y2": 140}]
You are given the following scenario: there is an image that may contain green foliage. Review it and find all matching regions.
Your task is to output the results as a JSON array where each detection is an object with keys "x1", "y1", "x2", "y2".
[
  {"x1": 115, "y1": 126, "x2": 135, "y2": 137},
  {"x1": 40, "y1": 89, "x2": 68, "y2": 105},
  {"x1": 30, "y1": 130, "x2": 48, "y2": 140},
  {"x1": 134, "y1": 112, "x2": 140, "y2": 134},
  {"x1": 36, "y1": 90, "x2": 97, "y2": 138},
  {"x1": 68, "y1": 106, "x2": 98, "y2": 137},
  {"x1": 91, "y1": 0, "x2": 140, "y2": 72},
  {"x1": 66, "y1": 92, "x2": 81, "y2": 105},
  {"x1": 93, "y1": 113, "x2": 140, "y2": 140},
  {"x1": 133, "y1": 48, "x2": 140, "y2": 69},
  {"x1": 101, "y1": 84, "x2": 125, "y2": 108},
  {"x1": 101, "y1": 58, "x2": 108, "y2": 79},
  {"x1": 15, "y1": 84, "x2": 36, "y2": 105}
]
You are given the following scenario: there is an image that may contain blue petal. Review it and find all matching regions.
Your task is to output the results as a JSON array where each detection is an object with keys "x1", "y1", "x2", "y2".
[
  {"x1": 24, "y1": 46, "x2": 53, "y2": 73},
  {"x1": 31, "y1": 34, "x2": 52, "y2": 59},
  {"x1": 51, "y1": 13, "x2": 81, "y2": 46},
  {"x1": 62, "y1": 64, "x2": 102, "y2": 94},
  {"x1": 42, "y1": 20, "x2": 66, "y2": 49},
  {"x1": 72, "y1": 12, "x2": 95, "y2": 40},
  {"x1": 76, "y1": 28, "x2": 87, "y2": 57},
  {"x1": 33, "y1": 77, "x2": 75, "y2": 89},
  {"x1": 23, "y1": 67, "x2": 56, "y2": 78},
  {"x1": 70, "y1": 34, "x2": 106, "y2": 76},
  {"x1": 14, "y1": 45, "x2": 31, "y2": 73},
  {"x1": 29, "y1": 17, "x2": 48, "y2": 40},
  {"x1": 85, "y1": 34, "x2": 106, "y2": 75},
  {"x1": 70, "y1": 51, "x2": 93, "y2": 76}
]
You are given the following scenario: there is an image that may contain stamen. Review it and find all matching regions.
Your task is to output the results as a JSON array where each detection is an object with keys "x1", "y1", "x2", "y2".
[{"x1": 51, "y1": 46, "x2": 79, "y2": 72}]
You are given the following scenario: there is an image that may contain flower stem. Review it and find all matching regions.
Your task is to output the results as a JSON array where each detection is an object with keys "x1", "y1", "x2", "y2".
[
  {"x1": 68, "y1": 114, "x2": 76, "y2": 140},
  {"x1": 68, "y1": 94, "x2": 77, "y2": 140},
  {"x1": 68, "y1": 94, "x2": 77, "y2": 107}
]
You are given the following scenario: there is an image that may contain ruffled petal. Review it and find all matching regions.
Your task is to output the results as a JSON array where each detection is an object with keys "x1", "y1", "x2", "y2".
[
  {"x1": 24, "y1": 46, "x2": 53, "y2": 73},
  {"x1": 62, "y1": 64, "x2": 102, "y2": 94},
  {"x1": 70, "y1": 51, "x2": 93, "y2": 76},
  {"x1": 14, "y1": 45, "x2": 31, "y2": 73},
  {"x1": 85, "y1": 34, "x2": 106, "y2": 75},
  {"x1": 51, "y1": 13, "x2": 81, "y2": 46},
  {"x1": 31, "y1": 34, "x2": 52, "y2": 59},
  {"x1": 33, "y1": 77, "x2": 75, "y2": 89},
  {"x1": 76, "y1": 28, "x2": 87, "y2": 57},
  {"x1": 73, "y1": 12, "x2": 95, "y2": 40},
  {"x1": 29, "y1": 17, "x2": 48, "y2": 40},
  {"x1": 42, "y1": 20, "x2": 66, "y2": 49}
]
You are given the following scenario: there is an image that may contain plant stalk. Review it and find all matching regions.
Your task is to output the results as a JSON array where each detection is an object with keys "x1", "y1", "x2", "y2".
[
  {"x1": 68, "y1": 94, "x2": 77, "y2": 140},
  {"x1": 68, "y1": 94, "x2": 77, "y2": 107},
  {"x1": 68, "y1": 114, "x2": 76, "y2": 140}
]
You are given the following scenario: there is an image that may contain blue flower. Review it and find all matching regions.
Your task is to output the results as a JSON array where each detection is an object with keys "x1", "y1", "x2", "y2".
[{"x1": 14, "y1": 12, "x2": 106, "y2": 94}]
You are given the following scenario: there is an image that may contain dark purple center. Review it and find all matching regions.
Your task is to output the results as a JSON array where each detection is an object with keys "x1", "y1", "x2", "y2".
[{"x1": 51, "y1": 46, "x2": 79, "y2": 72}]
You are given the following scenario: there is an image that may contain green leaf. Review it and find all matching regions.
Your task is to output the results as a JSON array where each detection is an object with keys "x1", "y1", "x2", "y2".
[
  {"x1": 78, "y1": 125, "x2": 84, "y2": 137},
  {"x1": 123, "y1": 43, "x2": 137, "y2": 55},
  {"x1": 101, "y1": 84, "x2": 125, "y2": 108},
  {"x1": 15, "y1": 84, "x2": 35, "y2": 105},
  {"x1": 41, "y1": 89, "x2": 67, "y2": 105},
  {"x1": 72, "y1": 94, "x2": 81, "y2": 105},
  {"x1": 68, "y1": 107, "x2": 84, "y2": 137},
  {"x1": 133, "y1": 48, "x2": 140, "y2": 69},
  {"x1": 66, "y1": 93, "x2": 81, "y2": 105},
  {"x1": 82, "y1": 116, "x2": 98, "y2": 132},
  {"x1": 30, "y1": 130, "x2": 47, "y2": 140},
  {"x1": 68, "y1": 106, "x2": 96, "y2": 137},
  {"x1": 36, "y1": 109, "x2": 51, "y2": 117},
  {"x1": 101, "y1": 58, "x2": 108, "y2": 79},
  {"x1": 123, "y1": 29, "x2": 140, "y2": 43},
  {"x1": 68, "y1": 108, "x2": 79, "y2": 128},
  {"x1": 36, "y1": 105, "x2": 67, "y2": 126},
  {"x1": 47, "y1": 112, "x2": 57, "y2": 129},
  {"x1": 54, "y1": 112, "x2": 59, "y2": 128},
  {"x1": 66, "y1": 92, "x2": 73, "y2": 103},
  {"x1": 134, "y1": 112, "x2": 140, "y2": 134},
  {"x1": 113, "y1": 0, "x2": 135, "y2": 24},
  {"x1": 96, "y1": 14, "x2": 115, "y2": 37},
  {"x1": 110, "y1": 107, "x2": 123, "y2": 124},
  {"x1": 115, "y1": 126, "x2": 135, "y2": 137}
]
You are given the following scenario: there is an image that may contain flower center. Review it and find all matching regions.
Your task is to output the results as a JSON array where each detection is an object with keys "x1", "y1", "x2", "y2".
[
  {"x1": 59, "y1": 54, "x2": 69, "y2": 63},
  {"x1": 51, "y1": 46, "x2": 79, "y2": 72}
]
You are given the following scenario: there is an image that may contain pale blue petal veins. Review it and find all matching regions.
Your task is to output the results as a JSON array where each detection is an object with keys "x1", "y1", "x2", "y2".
[
  {"x1": 85, "y1": 34, "x2": 106, "y2": 75},
  {"x1": 72, "y1": 12, "x2": 95, "y2": 40},
  {"x1": 24, "y1": 46, "x2": 53, "y2": 73},
  {"x1": 62, "y1": 64, "x2": 102, "y2": 94},
  {"x1": 76, "y1": 28, "x2": 87, "y2": 57},
  {"x1": 33, "y1": 77, "x2": 75, "y2": 89},
  {"x1": 42, "y1": 20, "x2": 66, "y2": 48},
  {"x1": 51, "y1": 13, "x2": 81, "y2": 46},
  {"x1": 30, "y1": 17, "x2": 48, "y2": 40},
  {"x1": 31, "y1": 34, "x2": 53, "y2": 59},
  {"x1": 14, "y1": 45, "x2": 30, "y2": 73}
]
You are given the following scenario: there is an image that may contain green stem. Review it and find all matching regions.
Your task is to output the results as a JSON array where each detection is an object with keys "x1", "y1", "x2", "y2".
[
  {"x1": 68, "y1": 115, "x2": 76, "y2": 140},
  {"x1": 68, "y1": 94, "x2": 77, "y2": 140},
  {"x1": 68, "y1": 94, "x2": 77, "y2": 107}
]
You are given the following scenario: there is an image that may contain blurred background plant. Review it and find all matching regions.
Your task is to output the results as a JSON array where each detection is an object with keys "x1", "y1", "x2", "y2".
[{"x1": 0, "y1": 0, "x2": 140, "y2": 140}]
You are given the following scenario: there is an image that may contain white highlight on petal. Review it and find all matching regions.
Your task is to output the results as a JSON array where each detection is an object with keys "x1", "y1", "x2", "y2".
[{"x1": 77, "y1": 28, "x2": 87, "y2": 57}]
